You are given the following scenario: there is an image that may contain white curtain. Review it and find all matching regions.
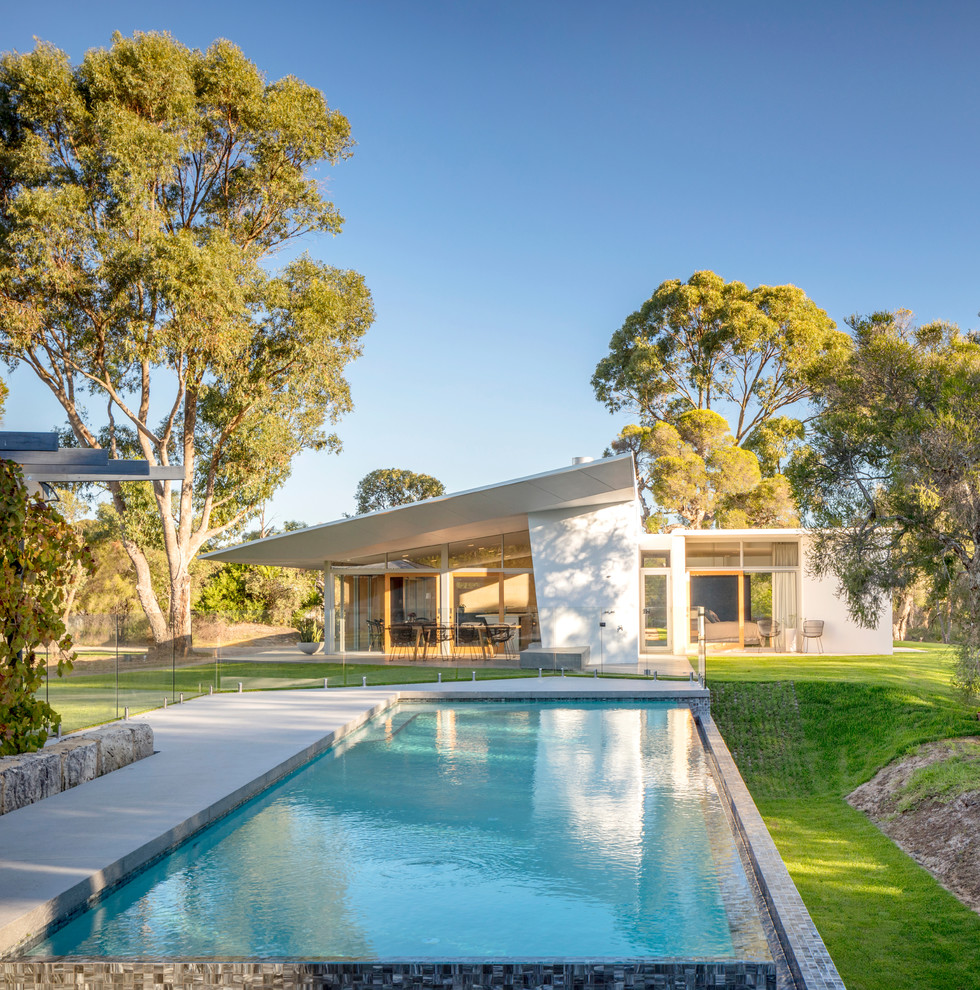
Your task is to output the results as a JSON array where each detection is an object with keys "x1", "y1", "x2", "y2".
[{"x1": 772, "y1": 543, "x2": 799, "y2": 651}]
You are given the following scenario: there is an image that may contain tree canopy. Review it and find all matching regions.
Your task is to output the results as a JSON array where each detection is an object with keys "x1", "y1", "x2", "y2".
[
  {"x1": 788, "y1": 310, "x2": 980, "y2": 692},
  {"x1": 611, "y1": 410, "x2": 796, "y2": 529},
  {"x1": 597, "y1": 272, "x2": 840, "y2": 528},
  {"x1": 0, "y1": 33, "x2": 374, "y2": 649},
  {"x1": 354, "y1": 468, "x2": 445, "y2": 515},
  {"x1": 593, "y1": 270, "x2": 848, "y2": 442}
]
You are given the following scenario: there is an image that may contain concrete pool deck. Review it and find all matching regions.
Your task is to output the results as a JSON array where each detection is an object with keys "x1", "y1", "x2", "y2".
[{"x1": 0, "y1": 678, "x2": 844, "y2": 990}]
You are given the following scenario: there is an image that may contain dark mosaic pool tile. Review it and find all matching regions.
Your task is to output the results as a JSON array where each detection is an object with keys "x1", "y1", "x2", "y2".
[{"x1": 0, "y1": 961, "x2": 777, "y2": 990}]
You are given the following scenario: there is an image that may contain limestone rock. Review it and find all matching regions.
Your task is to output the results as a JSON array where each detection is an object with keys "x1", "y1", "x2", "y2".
[
  {"x1": 0, "y1": 721, "x2": 154, "y2": 816},
  {"x1": 48, "y1": 738, "x2": 99, "y2": 789},
  {"x1": 1, "y1": 751, "x2": 60, "y2": 814},
  {"x1": 93, "y1": 724, "x2": 136, "y2": 774},
  {"x1": 128, "y1": 723, "x2": 154, "y2": 760}
]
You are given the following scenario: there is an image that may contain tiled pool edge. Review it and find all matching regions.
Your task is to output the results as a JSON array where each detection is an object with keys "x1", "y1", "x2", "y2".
[
  {"x1": 695, "y1": 713, "x2": 846, "y2": 990},
  {"x1": 0, "y1": 960, "x2": 775, "y2": 989}
]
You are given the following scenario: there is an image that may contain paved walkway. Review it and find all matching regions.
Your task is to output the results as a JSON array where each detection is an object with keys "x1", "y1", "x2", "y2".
[{"x1": 0, "y1": 677, "x2": 707, "y2": 957}]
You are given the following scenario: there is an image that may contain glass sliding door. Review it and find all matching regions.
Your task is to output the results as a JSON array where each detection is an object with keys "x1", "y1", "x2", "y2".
[
  {"x1": 388, "y1": 575, "x2": 438, "y2": 624},
  {"x1": 641, "y1": 573, "x2": 670, "y2": 652},
  {"x1": 340, "y1": 575, "x2": 385, "y2": 652}
]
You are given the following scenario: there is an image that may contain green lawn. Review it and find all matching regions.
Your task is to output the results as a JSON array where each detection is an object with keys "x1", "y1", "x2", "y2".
[{"x1": 709, "y1": 643, "x2": 980, "y2": 990}]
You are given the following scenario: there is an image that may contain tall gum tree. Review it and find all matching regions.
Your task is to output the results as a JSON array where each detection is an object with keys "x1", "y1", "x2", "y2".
[
  {"x1": 0, "y1": 33, "x2": 374, "y2": 650},
  {"x1": 593, "y1": 271, "x2": 848, "y2": 441}
]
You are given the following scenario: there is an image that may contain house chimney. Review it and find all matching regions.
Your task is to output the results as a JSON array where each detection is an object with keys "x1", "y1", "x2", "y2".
[{"x1": 572, "y1": 456, "x2": 594, "y2": 465}]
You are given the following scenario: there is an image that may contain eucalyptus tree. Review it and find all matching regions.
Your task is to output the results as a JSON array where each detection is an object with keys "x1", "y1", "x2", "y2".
[
  {"x1": 595, "y1": 271, "x2": 847, "y2": 528},
  {"x1": 634, "y1": 410, "x2": 763, "y2": 529},
  {"x1": 0, "y1": 33, "x2": 374, "y2": 650},
  {"x1": 593, "y1": 270, "x2": 847, "y2": 441},
  {"x1": 354, "y1": 468, "x2": 445, "y2": 515},
  {"x1": 789, "y1": 311, "x2": 980, "y2": 693}
]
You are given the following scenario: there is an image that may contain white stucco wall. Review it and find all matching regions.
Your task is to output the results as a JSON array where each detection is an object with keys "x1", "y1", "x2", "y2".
[
  {"x1": 801, "y1": 543, "x2": 893, "y2": 655},
  {"x1": 528, "y1": 501, "x2": 640, "y2": 665}
]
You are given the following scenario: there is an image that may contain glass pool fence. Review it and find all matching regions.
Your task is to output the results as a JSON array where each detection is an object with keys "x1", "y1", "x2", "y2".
[{"x1": 41, "y1": 610, "x2": 701, "y2": 735}]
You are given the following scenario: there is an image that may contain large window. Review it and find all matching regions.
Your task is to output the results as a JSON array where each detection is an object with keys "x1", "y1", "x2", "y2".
[
  {"x1": 387, "y1": 545, "x2": 441, "y2": 570},
  {"x1": 449, "y1": 538, "x2": 502, "y2": 569},
  {"x1": 332, "y1": 530, "x2": 537, "y2": 652},
  {"x1": 452, "y1": 572, "x2": 538, "y2": 650},
  {"x1": 686, "y1": 542, "x2": 740, "y2": 568},
  {"x1": 686, "y1": 539, "x2": 798, "y2": 569},
  {"x1": 687, "y1": 538, "x2": 800, "y2": 650}
]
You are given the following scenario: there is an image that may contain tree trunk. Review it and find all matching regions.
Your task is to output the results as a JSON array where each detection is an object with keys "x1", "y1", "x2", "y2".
[
  {"x1": 169, "y1": 568, "x2": 193, "y2": 658},
  {"x1": 122, "y1": 539, "x2": 170, "y2": 644},
  {"x1": 893, "y1": 587, "x2": 915, "y2": 641}
]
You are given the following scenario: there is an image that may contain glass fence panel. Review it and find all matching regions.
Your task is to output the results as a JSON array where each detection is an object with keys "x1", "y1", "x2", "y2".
[
  {"x1": 116, "y1": 612, "x2": 176, "y2": 719},
  {"x1": 44, "y1": 614, "x2": 121, "y2": 733},
  {"x1": 201, "y1": 611, "x2": 326, "y2": 693},
  {"x1": 42, "y1": 601, "x2": 694, "y2": 740}
]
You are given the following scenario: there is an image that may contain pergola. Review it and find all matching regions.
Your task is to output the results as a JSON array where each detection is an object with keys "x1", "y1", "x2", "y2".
[{"x1": 0, "y1": 431, "x2": 185, "y2": 486}]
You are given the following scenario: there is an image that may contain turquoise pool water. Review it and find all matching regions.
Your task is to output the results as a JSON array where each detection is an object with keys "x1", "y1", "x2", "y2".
[{"x1": 32, "y1": 702, "x2": 769, "y2": 960}]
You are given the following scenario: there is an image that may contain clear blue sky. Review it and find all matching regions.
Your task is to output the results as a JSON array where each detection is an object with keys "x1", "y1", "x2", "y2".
[{"x1": 4, "y1": 1, "x2": 979, "y2": 525}]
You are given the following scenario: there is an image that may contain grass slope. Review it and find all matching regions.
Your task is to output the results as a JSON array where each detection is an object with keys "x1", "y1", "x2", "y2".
[{"x1": 709, "y1": 644, "x2": 980, "y2": 990}]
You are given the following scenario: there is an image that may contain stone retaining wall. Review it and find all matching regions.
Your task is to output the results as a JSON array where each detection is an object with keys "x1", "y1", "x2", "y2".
[{"x1": 0, "y1": 723, "x2": 153, "y2": 816}]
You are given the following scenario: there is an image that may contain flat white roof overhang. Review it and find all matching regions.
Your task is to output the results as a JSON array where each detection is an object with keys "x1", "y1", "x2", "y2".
[
  {"x1": 204, "y1": 455, "x2": 637, "y2": 570},
  {"x1": 669, "y1": 528, "x2": 806, "y2": 538}
]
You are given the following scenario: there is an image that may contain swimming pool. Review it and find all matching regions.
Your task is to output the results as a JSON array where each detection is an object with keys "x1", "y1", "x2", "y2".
[{"x1": 30, "y1": 701, "x2": 770, "y2": 961}]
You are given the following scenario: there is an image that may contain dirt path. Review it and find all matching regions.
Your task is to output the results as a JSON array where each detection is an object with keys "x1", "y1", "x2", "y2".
[{"x1": 848, "y1": 737, "x2": 980, "y2": 913}]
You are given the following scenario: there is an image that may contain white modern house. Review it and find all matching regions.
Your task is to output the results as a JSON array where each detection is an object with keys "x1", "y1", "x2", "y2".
[{"x1": 205, "y1": 454, "x2": 892, "y2": 664}]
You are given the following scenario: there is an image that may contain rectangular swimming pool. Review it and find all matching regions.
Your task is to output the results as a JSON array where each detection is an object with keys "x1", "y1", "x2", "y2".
[{"x1": 29, "y1": 701, "x2": 771, "y2": 962}]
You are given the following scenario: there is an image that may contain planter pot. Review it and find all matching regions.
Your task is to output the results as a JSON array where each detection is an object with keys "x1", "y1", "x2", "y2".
[{"x1": 297, "y1": 642, "x2": 321, "y2": 655}]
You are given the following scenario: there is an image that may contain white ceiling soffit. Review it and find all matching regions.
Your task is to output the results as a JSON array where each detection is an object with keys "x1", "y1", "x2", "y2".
[{"x1": 204, "y1": 455, "x2": 637, "y2": 569}]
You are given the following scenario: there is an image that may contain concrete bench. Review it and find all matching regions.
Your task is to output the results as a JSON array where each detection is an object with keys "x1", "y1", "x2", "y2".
[{"x1": 519, "y1": 646, "x2": 591, "y2": 670}]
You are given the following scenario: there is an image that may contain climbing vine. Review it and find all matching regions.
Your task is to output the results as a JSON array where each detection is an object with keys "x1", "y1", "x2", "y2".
[{"x1": 0, "y1": 460, "x2": 93, "y2": 754}]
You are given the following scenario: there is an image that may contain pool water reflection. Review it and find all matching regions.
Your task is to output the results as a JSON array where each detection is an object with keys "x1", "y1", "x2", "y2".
[{"x1": 32, "y1": 702, "x2": 770, "y2": 961}]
